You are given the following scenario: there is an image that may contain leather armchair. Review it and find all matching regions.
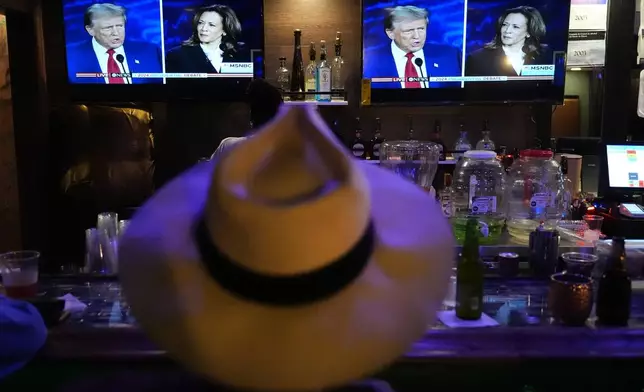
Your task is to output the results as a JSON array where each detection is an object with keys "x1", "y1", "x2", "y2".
[{"x1": 47, "y1": 105, "x2": 155, "y2": 272}]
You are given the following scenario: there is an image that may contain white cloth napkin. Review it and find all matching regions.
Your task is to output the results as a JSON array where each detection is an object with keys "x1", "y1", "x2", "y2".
[
  {"x1": 58, "y1": 293, "x2": 87, "y2": 313},
  {"x1": 437, "y1": 310, "x2": 500, "y2": 328}
]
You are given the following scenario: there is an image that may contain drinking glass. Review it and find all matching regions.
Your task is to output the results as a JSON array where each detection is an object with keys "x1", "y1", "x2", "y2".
[
  {"x1": 583, "y1": 215, "x2": 604, "y2": 231},
  {"x1": 379, "y1": 140, "x2": 440, "y2": 193},
  {"x1": 561, "y1": 252, "x2": 599, "y2": 277},
  {"x1": 548, "y1": 272, "x2": 593, "y2": 326},
  {"x1": 97, "y1": 212, "x2": 119, "y2": 239},
  {"x1": 0, "y1": 250, "x2": 40, "y2": 299}
]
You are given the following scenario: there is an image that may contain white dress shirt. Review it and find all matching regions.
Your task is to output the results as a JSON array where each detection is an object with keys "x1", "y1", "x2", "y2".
[
  {"x1": 502, "y1": 46, "x2": 525, "y2": 76},
  {"x1": 92, "y1": 38, "x2": 131, "y2": 84},
  {"x1": 390, "y1": 41, "x2": 428, "y2": 88},
  {"x1": 200, "y1": 43, "x2": 224, "y2": 73}
]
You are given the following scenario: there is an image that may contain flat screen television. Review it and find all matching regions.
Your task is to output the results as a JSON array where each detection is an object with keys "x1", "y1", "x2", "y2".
[
  {"x1": 62, "y1": 0, "x2": 264, "y2": 101},
  {"x1": 605, "y1": 143, "x2": 644, "y2": 191},
  {"x1": 361, "y1": 0, "x2": 570, "y2": 105}
]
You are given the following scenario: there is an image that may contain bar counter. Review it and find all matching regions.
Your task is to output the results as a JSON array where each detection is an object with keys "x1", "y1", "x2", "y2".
[{"x1": 14, "y1": 241, "x2": 644, "y2": 390}]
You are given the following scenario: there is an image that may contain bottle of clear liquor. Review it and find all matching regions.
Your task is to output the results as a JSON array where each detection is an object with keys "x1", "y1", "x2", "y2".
[
  {"x1": 560, "y1": 155, "x2": 573, "y2": 219},
  {"x1": 439, "y1": 173, "x2": 453, "y2": 217},
  {"x1": 351, "y1": 117, "x2": 366, "y2": 159},
  {"x1": 289, "y1": 29, "x2": 305, "y2": 101},
  {"x1": 453, "y1": 123, "x2": 472, "y2": 159},
  {"x1": 276, "y1": 57, "x2": 290, "y2": 99},
  {"x1": 475, "y1": 120, "x2": 496, "y2": 151},
  {"x1": 370, "y1": 118, "x2": 384, "y2": 160},
  {"x1": 304, "y1": 42, "x2": 317, "y2": 102},
  {"x1": 316, "y1": 40, "x2": 331, "y2": 102},
  {"x1": 332, "y1": 32, "x2": 344, "y2": 99}
]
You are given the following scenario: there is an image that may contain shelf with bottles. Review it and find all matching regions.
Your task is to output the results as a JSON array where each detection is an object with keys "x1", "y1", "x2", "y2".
[
  {"x1": 281, "y1": 90, "x2": 348, "y2": 106},
  {"x1": 277, "y1": 30, "x2": 347, "y2": 107}
]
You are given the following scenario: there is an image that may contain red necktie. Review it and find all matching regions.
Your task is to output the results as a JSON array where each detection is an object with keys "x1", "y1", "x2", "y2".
[
  {"x1": 106, "y1": 49, "x2": 124, "y2": 84},
  {"x1": 404, "y1": 52, "x2": 421, "y2": 89}
]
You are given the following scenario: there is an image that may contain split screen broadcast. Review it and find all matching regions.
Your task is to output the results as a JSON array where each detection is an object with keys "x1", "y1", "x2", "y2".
[
  {"x1": 63, "y1": 0, "x2": 263, "y2": 84},
  {"x1": 362, "y1": 0, "x2": 570, "y2": 89}
]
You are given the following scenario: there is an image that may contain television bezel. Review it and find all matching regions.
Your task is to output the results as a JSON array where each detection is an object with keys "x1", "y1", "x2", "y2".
[
  {"x1": 359, "y1": 1, "x2": 571, "y2": 106},
  {"x1": 60, "y1": 0, "x2": 265, "y2": 102}
]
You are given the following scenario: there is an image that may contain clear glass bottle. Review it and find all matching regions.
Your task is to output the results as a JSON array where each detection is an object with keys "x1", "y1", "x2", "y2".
[
  {"x1": 439, "y1": 173, "x2": 453, "y2": 218},
  {"x1": 276, "y1": 57, "x2": 290, "y2": 99},
  {"x1": 451, "y1": 150, "x2": 506, "y2": 244},
  {"x1": 316, "y1": 40, "x2": 331, "y2": 102},
  {"x1": 332, "y1": 32, "x2": 344, "y2": 98},
  {"x1": 304, "y1": 42, "x2": 317, "y2": 101},
  {"x1": 475, "y1": 121, "x2": 495, "y2": 151},
  {"x1": 453, "y1": 123, "x2": 472, "y2": 159},
  {"x1": 560, "y1": 155, "x2": 573, "y2": 219},
  {"x1": 505, "y1": 149, "x2": 565, "y2": 244}
]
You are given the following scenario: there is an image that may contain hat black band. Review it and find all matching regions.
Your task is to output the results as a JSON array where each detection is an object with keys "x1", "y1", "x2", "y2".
[{"x1": 194, "y1": 216, "x2": 375, "y2": 306}]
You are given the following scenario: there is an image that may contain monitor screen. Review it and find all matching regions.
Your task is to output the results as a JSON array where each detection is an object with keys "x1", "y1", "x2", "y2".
[
  {"x1": 606, "y1": 145, "x2": 644, "y2": 189},
  {"x1": 62, "y1": 0, "x2": 264, "y2": 100},
  {"x1": 361, "y1": 0, "x2": 570, "y2": 104}
]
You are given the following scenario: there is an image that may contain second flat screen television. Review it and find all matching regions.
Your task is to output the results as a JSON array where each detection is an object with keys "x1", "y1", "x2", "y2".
[
  {"x1": 362, "y1": 0, "x2": 571, "y2": 104},
  {"x1": 62, "y1": 0, "x2": 264, "y2": 100}
]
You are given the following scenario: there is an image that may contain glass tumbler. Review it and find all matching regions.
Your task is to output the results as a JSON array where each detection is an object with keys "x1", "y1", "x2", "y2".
[{"x1": 0, "y1": 250, "x2": 40, "y2": 299}]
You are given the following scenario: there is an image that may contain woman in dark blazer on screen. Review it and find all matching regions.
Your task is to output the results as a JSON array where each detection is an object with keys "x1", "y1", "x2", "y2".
[
  {"x1": 165, "y1": 4, "x2": 249, "y2": 75},
  {"x1": 465, "y1": 6, "x2": 552, "y2": 77}
]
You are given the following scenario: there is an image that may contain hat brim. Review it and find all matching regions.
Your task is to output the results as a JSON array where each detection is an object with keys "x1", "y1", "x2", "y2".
[{"x1": 119, "y1": 161, "x2": 455, "y2": 391}]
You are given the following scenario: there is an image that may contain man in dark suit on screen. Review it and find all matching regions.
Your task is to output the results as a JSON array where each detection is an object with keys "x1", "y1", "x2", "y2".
[
  {"x1": 363, "y1": 6, "x2": 461, "y2": 89},
  {"x1": 66, "y1": 3, "x2": 162, "y2": 84}
]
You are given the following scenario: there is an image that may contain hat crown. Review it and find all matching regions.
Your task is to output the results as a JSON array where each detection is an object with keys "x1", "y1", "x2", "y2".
[{"x1": 205, "y1": 106, "x2": 371, "y2": 275}]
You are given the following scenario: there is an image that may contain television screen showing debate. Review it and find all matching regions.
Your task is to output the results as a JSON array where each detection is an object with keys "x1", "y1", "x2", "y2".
[
  {"x1": 362, "y1": 0, "x2": 570, "y2": 90},
  {"x1": 62, "y1": 0, "x2": 263, "y2": 85}
]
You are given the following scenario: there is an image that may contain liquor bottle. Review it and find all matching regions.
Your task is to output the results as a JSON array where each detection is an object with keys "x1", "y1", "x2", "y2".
[
  {"x1": 475, "y1": 120, "x2": 495, "y2": 151},
  {"x1": 290, "y1": 29, "x2": 305, "y2": 101},
  {"x1": 275, "y1": 57, "x2": 290, "y2": 98},
  {"x1": 430, "y1": 119, "x2": 446, "y2": 161},
  {"x1": 439, "y1": 173, "x2": 453, "y2": 217},
  {"x1": 304, "y1": 42, "x2": 317, "y2": 102},
  {"x1": 330, "y1": 119, "x2": 345, "y2": 146},
  {"x1": 351, "y1": 117, "x2": 367, "y2": 159},
  {"x1": 406, "y1": 115, "x2": 414, "y2": 140},
  {"x1": 332, "y1": 32, "x2": 345, "y2": 98},
  {"x1": 453, "y1": 123, "x2": 471, "y2": 159},
  {"x1": 596, "y1": 237, "x2": 632, "y2": 326},
  {"x1": 456, "y1": 217, "x2": 484, "y2": 320},
  {"x1": 560, "y1": 155, "x2": 573, "y2": 219},
  {"x1": 316, "y1": 40, "x2": 331, "y2": 102},
  {"x1": 370, "y1": 118, "x2": 384, "y2": 160}
]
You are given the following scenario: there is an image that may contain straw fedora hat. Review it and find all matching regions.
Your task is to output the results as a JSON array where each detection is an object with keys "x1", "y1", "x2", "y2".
[{"x1": 118, "y1": 106, "x2": 455, "y2": 391}]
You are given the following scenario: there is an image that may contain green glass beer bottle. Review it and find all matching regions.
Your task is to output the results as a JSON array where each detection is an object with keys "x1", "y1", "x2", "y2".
[{"x1": 456, "y1": 217, "x2": 484, "y2": 320}]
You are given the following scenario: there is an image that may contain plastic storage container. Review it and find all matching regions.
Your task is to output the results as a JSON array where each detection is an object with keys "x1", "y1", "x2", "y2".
[
  {"x1": 450, "y1": 150, "x2": 506, "y2": 244},
  {"x1": 505, "y1": 149, "x2": 565, "y2": 244}
]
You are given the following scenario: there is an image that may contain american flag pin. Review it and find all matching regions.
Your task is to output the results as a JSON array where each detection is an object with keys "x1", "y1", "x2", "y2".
[
  {"x1": 135, "y1": 59, "x2": 140, "y2": 64},
  {"x1": 433, "y1": 63, "x2": 439, "y2": 68}
]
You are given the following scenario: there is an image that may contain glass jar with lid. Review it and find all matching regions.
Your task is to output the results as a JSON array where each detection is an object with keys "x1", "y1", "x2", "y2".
[
  {"x1": 505, "y1": 149, "x2": 564, "y2": 244},
  {"x1": 450, "y1": 150, "x2": 506, "y2": 244}
]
